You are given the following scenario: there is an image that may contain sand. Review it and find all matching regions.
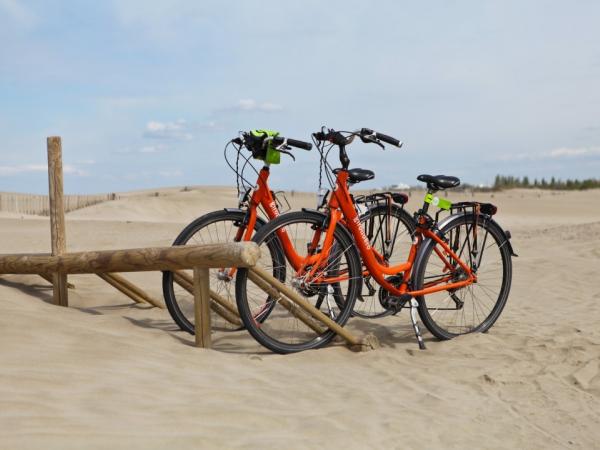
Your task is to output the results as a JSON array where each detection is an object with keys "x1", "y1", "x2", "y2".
[{"x1": 1, "y1": 187, "x2": 599, "y2": 449}]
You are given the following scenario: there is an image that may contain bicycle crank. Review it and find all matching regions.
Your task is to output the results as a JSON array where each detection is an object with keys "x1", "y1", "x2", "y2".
[
  {"x1": 383, "y1": 293, "x2": 412, "y2": 314},
  {"x1": 379, "y1": 275, "x2": 409, "y2": 314}
]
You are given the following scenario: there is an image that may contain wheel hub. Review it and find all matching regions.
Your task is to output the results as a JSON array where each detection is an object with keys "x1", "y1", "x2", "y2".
[{"x1": 216, "y1": 270, "x2": 232, "y2": 282}]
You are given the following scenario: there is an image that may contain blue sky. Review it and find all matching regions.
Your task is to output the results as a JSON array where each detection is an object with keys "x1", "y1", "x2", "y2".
[{"x1": 1, "y1": 0, "x2": 599, "y2": 194}]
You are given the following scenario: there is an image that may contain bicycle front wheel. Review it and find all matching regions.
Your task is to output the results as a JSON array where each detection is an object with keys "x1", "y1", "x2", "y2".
[
  {"x1": 162, "y1": 209, "x2": 264, "y2": 334},
  {"x1": 235, "y1": 210, "x2": 362, "y2": 354},
  {"x1": 412, "y1": 213, "x2": 512, "y2": 339}
]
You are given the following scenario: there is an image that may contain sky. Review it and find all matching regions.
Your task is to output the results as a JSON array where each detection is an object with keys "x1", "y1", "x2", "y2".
[{"x1": 1, "y1": 0, "x2": 599, "y2": 194}]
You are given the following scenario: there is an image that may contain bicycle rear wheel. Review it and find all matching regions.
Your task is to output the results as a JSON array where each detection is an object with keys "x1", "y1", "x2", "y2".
[
  {"x1": 357, "y1": 204, "x2": 415, "y2": 318},
  {"x1": 412, "y1": 213, "x2": 512, "y2": 339},
  {"x1": 235, "y1": 210, "x2": 362, "y2": 353}
]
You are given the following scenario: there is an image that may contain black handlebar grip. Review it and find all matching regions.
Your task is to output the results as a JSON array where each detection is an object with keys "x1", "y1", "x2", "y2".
[
  {"x1": 375, "y1": 132, "x2": 401, "y2": 147},
  {"x1": 286, "y1": 138, "x2": 312, "y2": 150},
  {"x1": 271, "y1": 136, "x2": 312, "y2": 150}
]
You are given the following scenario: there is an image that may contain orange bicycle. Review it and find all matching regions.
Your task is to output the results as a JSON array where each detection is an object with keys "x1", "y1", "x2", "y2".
[
  {"x1": 162, "y1": 130, "x2": 312, "y2": 334},
  {"x1": 235, "y1": 127, "x2": 517, "y2": 353}
]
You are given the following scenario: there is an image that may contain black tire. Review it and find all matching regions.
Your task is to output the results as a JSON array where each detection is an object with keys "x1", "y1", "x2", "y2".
[
  {"x1": 235, "y1": 210, "x2": 362, "y2": 354},
  {"x1": 162, "y1": 209, "x2": 265, "y2": 334},
  {"x1": 412, "y1": 213, "x2": 512, "y2": 339},
  {"x1": 356, "y1": 204, "x2": 416, "y2": 318}
]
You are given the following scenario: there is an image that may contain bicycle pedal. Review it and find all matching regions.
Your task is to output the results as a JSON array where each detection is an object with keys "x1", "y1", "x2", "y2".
[{"x1": 385, "y1": 293, "x2": 412, "y2": 314}]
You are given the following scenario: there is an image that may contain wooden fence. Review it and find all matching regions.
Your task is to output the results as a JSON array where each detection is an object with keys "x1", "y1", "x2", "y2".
[
  {"x1": 0, "y1": 192, "x2": 116, "y2": 216},
  {"x1": 0, "y1": 136, "x2": 377, "y2": 352}
]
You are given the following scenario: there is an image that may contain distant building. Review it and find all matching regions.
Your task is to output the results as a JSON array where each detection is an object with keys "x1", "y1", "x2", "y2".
[{"x1": 388, "y1": 183, "x2": 410, "y2": 190}]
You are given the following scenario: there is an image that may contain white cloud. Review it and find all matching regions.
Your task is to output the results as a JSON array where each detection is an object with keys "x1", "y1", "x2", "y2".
[
  {"x1": 143, "y1": 119, "x2": 193, "y2": 141},
  {"x1": 0, "y1": 164, "x2": 46, "y2": 175},
  {"x1": 63, "y1": 165, "x2": 89, "y2": 176},
  {"x1": 196, "y1": 121, "x2": 221, "y2": 131},
  {"x1": 496, "y1": 146, "x2": 600, "y2": 162},
  {"x1": 115, "y1": 144, "x2": 168, "y2": 154},
  {"x1": 142, "y1": 119, "x2": 220, "y2": 140},
  {"x1": 547, "y1": 147, "x2": 600, "y2": 158},
  {"x1": 218, "y1": 99, "x2": 284, "y2": 114},
  {"x1": 0, "y1": 164, "x2": 87, "y2": 176}
]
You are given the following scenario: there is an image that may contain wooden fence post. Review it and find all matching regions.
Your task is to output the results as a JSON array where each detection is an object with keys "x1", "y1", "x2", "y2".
[
  {"x1": 47, "y1": 136, "x2": 68, "y2": 307},
  {"x1": 193, "y1": 267, "x2": 212, "y2": 348}
]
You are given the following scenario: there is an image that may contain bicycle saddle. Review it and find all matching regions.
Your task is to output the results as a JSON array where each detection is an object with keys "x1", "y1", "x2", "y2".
[
  {"x1": 333, "y1": 168, "x2": 375, "y2": 184},
  {"x1": 417, "y1": 174, "x2": 460, "y2": 190}
]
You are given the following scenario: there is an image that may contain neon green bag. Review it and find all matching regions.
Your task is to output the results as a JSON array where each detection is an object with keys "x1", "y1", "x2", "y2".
[{"x1": 249, "y1": 129, "x2": 281, "y2": 164}]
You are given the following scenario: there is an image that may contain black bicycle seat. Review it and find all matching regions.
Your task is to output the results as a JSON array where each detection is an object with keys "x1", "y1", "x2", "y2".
[
  {"x1": 417, "y1": 174, "x2": 460, "y2": 190},
  {"x1": 334, "y1": 168, "x2": 375, "y2": 184}
]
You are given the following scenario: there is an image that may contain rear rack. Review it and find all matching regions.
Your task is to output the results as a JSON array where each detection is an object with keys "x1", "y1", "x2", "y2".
[
  {"x1": 434, "y1": 201, "x2": 498, "y2": 224},
  {"x1": 354, "y1": 191, "x2": 409, "y2": 207},
  {"x1": 451, "y1": 201, "x2": 497, "y2": 216}
]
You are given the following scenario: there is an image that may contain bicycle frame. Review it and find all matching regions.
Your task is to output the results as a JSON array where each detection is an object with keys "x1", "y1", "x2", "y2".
[
  {"x1": 237, "y1": 165, "x2": 280, "y2": 240},
  {"x1": 287, "y1": 169, "x2": 477, "y2": 298},
  {"x1": 223, "y1": 165, "x2": 297, "y2": 277}
]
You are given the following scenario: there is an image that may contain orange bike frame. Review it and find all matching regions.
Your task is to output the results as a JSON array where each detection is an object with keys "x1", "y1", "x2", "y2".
[
  {"x1": 294, "y1": 170, "x2": 477, "y2": 297},
  {"x1": 228, "y1": 166, "x2": 298, "y2": 268}
]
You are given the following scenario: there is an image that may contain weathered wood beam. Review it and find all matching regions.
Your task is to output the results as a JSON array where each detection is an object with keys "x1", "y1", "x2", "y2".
[
  {"x1": 194, "y1": 267, "x2": 211, "y2": 348},
  {"x1": 0, "y1": 242, "x2": 260, "y2": 275},
  {"x1": 249, "y1": 266, "x2": 378, "y2": 350},
  {"x1": 96, "y1": 273, "x2": 151, "y2": 306},
  {"x1": 47, "y1": 136, "x2": 68, "y2": 307},
  {"x1": 97, "y1": 273, "x2": 164, "y2": 309},
  {"x1": 246, "y1": 269, "x2": 326, "y2": 335}
]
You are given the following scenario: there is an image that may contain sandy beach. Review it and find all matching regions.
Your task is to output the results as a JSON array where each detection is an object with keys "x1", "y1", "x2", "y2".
[{"x1": 1, "y1": 187, "x2": 599, "y2": 449}]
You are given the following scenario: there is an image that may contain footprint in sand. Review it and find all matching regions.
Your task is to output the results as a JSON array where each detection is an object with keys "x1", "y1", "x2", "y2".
[{"x1": 572, "y1": 360, "x2": 599, "y2": 390}]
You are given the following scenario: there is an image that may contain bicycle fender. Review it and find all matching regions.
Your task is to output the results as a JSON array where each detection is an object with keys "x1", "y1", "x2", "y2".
[
  {"x1": 435, "y1": 212, "x2": 517, "y2": 257},
  {"x1": 478, "y1": 215, "x2": 518, "y2": 257},
  {"x1": 222, "y1": 208, "x2": 268, "y2": 227}
]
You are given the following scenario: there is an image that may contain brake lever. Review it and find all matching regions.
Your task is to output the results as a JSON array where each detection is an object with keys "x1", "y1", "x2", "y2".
[
  {"x1": 360, "y1": 134, "x2": 385, "y2": 150},
  {"x1": 279, "y1": 148, "x2": 296, "y2": 161}
]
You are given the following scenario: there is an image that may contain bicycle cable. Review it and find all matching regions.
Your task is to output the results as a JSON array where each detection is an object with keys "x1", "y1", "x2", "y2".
[{"x1": 223, "y1": 137, "x2": 261, "y2": 196}]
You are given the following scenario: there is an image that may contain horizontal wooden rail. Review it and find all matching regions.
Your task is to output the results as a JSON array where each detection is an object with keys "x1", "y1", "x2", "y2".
[{"x1": 0, "y1": 242, "x2": 259, "y2": 275}]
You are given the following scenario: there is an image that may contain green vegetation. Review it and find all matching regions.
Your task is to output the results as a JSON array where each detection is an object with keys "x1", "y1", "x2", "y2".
[{"x1": 493, "y1": 175, "x2": 600, "y2": 191}]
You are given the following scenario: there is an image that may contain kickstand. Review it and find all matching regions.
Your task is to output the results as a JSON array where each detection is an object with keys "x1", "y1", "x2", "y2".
[{"x1": 409, "y1": 298, "x2": 426, "y2": 350}]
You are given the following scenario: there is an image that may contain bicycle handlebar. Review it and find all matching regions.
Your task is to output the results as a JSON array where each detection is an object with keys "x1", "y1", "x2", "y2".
[
  {"x1": 313, "y1": 128, "x2": 402, "y2": 148},
  {"x1": 360, "y1": 128, "x2": 402, "y2": 148},
  {"x1": 313, "y1": 127, "x2": 403, "y2": 170},
  {"x1": 233, "y1": 132, "x2": 312, "y2": 151},
  {"x1": 272, "y1": 136, "x2": 313, "y2": 150}
]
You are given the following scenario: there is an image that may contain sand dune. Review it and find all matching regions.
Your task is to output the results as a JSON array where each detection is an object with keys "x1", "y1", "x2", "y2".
[{"x1": 1, "y1": 188, "x2": 599, "y2": 449}]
